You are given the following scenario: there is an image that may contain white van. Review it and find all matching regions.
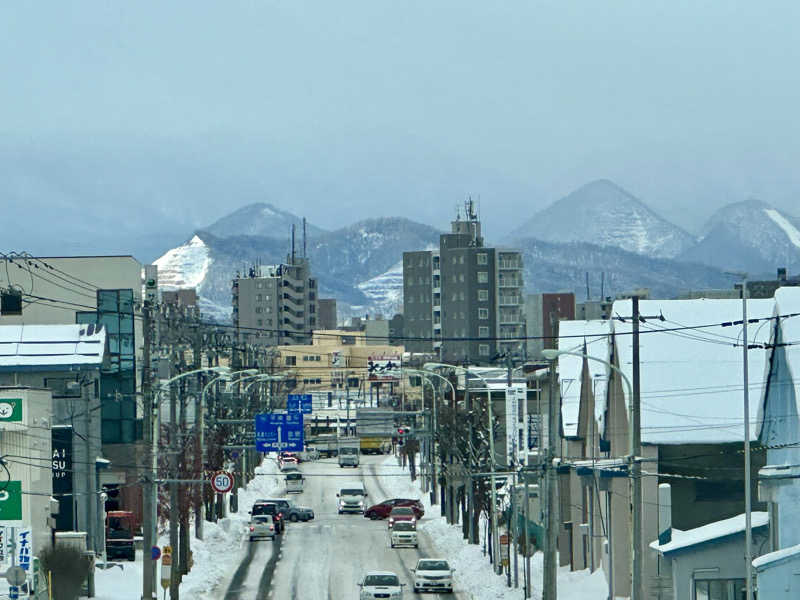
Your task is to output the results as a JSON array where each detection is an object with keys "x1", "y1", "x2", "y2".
[{"x1": 337, "y1": 481, "x2": 367, "y2": 514}]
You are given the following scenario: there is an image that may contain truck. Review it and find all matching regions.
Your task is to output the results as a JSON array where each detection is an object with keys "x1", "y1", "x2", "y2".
[
  {"x1": 311, "y1": 434, "x2": 339, "y2": 458},
  {"x1": 338, "y1": 437, "x2": 360, "y2": 467},
  {"x1": 356, "y1": 407, "x2": 396, "y2": 454},
  {"x1": 106, "y1": 510, "x2": 136, "y2": 561},
  {"x1": 359, "y1": 436, "x2": 392, "y2": 455}
]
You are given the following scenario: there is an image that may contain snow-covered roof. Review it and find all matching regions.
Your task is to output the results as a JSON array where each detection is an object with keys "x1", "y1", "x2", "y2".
[
  {"x1": 0, "y1": 324, "x2": 106, "y2": 370},
  {"x1": 757, "y1": 287, "x2": 800, "y2": 439},
  {"x1": 612, "y1": 298, "x2": 774, "y2": 445},
  {"x1": 650, "y1": 512, "x2": 768, "y2": 555},
  {"x1": 752, "y1": 543, "x2": 800, "y2": 570},
  {"x1": 556, "y1": 320, "x2": 612, "y2": 438}
]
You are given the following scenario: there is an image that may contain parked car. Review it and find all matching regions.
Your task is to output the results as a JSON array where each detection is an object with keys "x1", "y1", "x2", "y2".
[
  {"x1": 248, "y1": 515, "x2": 276, "y2": 541},
  {"x1": 250, "y1": 501, "x2": 285, "y2": 533},
  {"x1": 387, "y1": 506, "x2": 417, "y2": 529},
  {"x1": 389, "y1": 521, "x2": 418, "y2": 548},
  {"x1": 358, "y1": 571, "x2": 405, "y2": 599},
  {"x1": 256, "y1": 498, "x2": 314, "y2": 522},
  {"x1": 412, "y1": 558, "x2": 454, "y2": 594},
  {"x1": 365, "y1": 498, "x2": 425, "y2": 520}
]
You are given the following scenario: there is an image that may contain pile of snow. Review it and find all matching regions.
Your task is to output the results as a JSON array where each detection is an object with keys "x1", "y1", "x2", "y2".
[
  {"x1": 375, "y1": 455, "x2": 609, "y2": 599},
  {"x1": 94, "y1": 456, "x2": 281, "y2": 600}
]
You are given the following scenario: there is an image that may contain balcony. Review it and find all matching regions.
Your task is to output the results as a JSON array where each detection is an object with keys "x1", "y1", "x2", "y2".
[
  {"x1": 498, "y1": 260, "x2": 521, "y2": 270},
  {"x1": 498, "y1": 279, "x2": 521, "y2": 288},
  {"x1": 499, "y1": 295, "x2": 520, "y2": 306}
]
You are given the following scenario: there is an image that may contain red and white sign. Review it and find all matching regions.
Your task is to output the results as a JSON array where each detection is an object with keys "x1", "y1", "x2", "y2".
[
  {"x1": 367, "y1": 355, "x2": 402, "y2": 381},
  {"x1": 210, "y1": 471, "x2": 235, "y2": 494}
]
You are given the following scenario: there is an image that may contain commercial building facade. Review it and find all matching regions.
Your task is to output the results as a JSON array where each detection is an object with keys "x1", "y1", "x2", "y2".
[{"x1": 403, "y1": 202, "x2": 525, "y2": 362}]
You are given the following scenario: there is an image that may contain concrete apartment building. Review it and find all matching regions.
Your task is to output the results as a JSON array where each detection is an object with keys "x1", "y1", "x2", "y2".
[
  {"x1": 233, "y1": 257, "x2": 318, "y2": 347},
  {"x1": 403, "y1": 201, "x2": 525, "y2": 363}
]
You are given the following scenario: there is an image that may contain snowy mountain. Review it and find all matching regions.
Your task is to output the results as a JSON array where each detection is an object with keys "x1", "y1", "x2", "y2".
[
  {"x1": 204, "y1": 202, "x2": 327, "y2": 240},
  {"x1": 510, "y1": 179, "x2": 696, "y2": 258},
  {"x1": 678, "y1": 199, "x2": 800, "y2": 275},
  {"x1": 515, "y1": 237, "x2": 732, "y2": 301},
  {"x1": 154, "y1": 217, "x2": 441, "y2": 322}
]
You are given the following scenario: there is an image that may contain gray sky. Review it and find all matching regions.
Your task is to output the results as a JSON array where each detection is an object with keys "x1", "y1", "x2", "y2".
[{"x1": 3, "y1": 1, "x2": 800, "y2": 259}]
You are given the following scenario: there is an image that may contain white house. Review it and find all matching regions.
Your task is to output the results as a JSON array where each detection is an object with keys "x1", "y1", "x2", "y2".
[
  {"x1": 554, "y1": 297, "x2": 776, "y2": 598},
  {"x1": 754, "y1": 286, "x2": 800, "y2": 596}
]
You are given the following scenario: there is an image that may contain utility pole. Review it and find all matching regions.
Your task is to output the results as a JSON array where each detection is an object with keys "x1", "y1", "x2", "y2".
[
  {"x1": 630, "y1": 296, "x2": 643, "y2": 600},
  {"x1": 741, "y1": 277, "x2": 754, "y2": 600},
  {"x1": 542, "y1": 349, "x2": 558, "y2": 600},
  {"x1": 169, "y1": 362, "x2": 180, "y2": 600},
  {"x1": 141, "y1": 302, "x2": 156, "y2": 600}
]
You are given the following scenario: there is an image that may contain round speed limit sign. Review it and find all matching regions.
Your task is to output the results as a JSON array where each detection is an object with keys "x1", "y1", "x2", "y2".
[{"x1": 210, "y1": 470, "x2": 234, "y2": 494}]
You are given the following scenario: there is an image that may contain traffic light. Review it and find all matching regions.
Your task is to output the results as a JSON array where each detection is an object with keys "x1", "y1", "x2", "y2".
[{"x1": 397, "y1": 426, "x2": 411, "y2": 446}]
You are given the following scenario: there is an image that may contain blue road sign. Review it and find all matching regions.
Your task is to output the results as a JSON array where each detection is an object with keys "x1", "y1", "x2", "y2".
[
  {"x1": 255, "y1": 412, "x2": 304, "y2": 452},
  {"x1": 287, "y1": 394, "x2": 313, "y2": 414}
]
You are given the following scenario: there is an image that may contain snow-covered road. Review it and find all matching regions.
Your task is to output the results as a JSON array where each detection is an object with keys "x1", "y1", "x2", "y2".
[{"x1": 222, "y1": 453, "x2": 467, "y2": 599}]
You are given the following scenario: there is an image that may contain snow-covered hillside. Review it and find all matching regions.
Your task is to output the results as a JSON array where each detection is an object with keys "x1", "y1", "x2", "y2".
[
  {"x1": 355, "y1": 260, "x2": 404, "y2": 317},
  {"x1": 511, "y1": 179, "x2": 695, "y2": 258},
  {"x1": 679, "y1": 199, "x2": 800, "y2": 274}
]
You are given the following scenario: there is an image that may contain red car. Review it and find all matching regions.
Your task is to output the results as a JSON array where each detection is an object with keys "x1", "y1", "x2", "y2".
[
  {"x1": 387, "y1": 506, "x2": 418, "y2": 529},
  {"x1": 364, "y1": 498, "x2": 425, "y2": 521}
]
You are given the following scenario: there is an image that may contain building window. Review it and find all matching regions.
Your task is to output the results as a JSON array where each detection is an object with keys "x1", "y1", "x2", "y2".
[
  {"x1": 479, "y1": 308, "x2": 489, "y2": 319},
  {"x1": 459, "y1": 255, "x2": 464, "y2": 264},
  {"x1": 347, "y1": 377, "x2": 360, "y2": 388},
  {"x1": 477, "y1": 253, "x2": 488, "y2": 265},
  {"x1": 257, "y1": 282, "x2": 264, "y2": 289},
  {"x1": 309, "y1": 280, "x2": 316, "y2": 289},
  {"x1": 478, "y1": 271, "x2": 489, "y2": 283},
  {"x1": 459, "y1": 273, "x2": 465, "y2": 282},
  {"x1": 255, "y1": 307, "x2": 263, "y2": 314},
  {"x1": 256, "y1": 294, "x2": 262, "y2": 301},
  {"x1": 452, "y1": 256, "x2": 457, "y2": 264},
  {"x1": 408, "y1": 295, "x2": 414, "y2": 303},
  {"x1": 479, "y1": 344, "x2": 490, "y2": 356},
  {"x1": 460, "y1": 311, "x2": 465, "y2": 320},
  {"x1": 257, "y1": 319, "x2": 263, "y2": 326},
  {"x1": 460, "y1": 292, "x2": 465, "y2": 301},
  {"x1": 694, "y1": 579, "x2": 744, "y2": 600},
  {"x1": 309, "y1": 317, "x2": 316, "y2": 326},
  {"x1": 478, "y1": 290, "x2": 489, "y2": 301},
  {"x1": 479, "y1": 326, "x2": 489, "y2": 338},
  {"x1": 309, "y1": 292, "x2": 316, "y2": 300},
  {"x1": 285, "y1": 356, "x2": 296, "y2": 366}
]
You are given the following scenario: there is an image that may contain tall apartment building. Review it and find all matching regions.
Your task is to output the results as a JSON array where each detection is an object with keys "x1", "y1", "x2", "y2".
[
  {"x1": 233, "y1": 257, "x2": 318, "y2": 346},
  {"x1": 403, "y1": 202, "x2": 525, "y2": 362}
]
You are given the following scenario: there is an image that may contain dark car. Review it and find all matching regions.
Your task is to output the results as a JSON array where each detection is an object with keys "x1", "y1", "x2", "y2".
[
  {"x1": 250, "y1": 502, "x2": 285, "y2": 533},
  {"x1": 257, "y1": 498, "x2": 315, "y2": 522},
  {"x1": 364, "y1": 498, "x2": 425, "y2": 520}
]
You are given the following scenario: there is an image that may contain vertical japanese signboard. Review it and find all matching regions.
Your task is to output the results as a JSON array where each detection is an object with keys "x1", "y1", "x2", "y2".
[{"x1": 51, "y1": 426, "x2": 74, "y2": 531}]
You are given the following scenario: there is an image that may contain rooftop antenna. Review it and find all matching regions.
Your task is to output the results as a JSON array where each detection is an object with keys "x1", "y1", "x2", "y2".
[
  {"x1": 303, "y1": 217, "x2": 307, "y2": 259},
  {"x1": 291, "y1": 224, "x2": 296, "y2": 263},
  {"x1": 600, "y1": 272, "x2": 605, "y2": 300}
]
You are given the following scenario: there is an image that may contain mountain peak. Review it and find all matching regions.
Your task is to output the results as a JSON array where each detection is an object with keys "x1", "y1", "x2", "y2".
[
  {"x1": 512, "y1": 180, "x2": 695, "y2": 258},
  {"x1": 204, "y1": 202, "x2": 326, "y2": 240}
]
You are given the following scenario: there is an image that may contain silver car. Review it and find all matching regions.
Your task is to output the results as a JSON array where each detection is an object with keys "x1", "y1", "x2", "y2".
[{"x1": 248, "y1": 515, "x2": 275, "y2": 541}]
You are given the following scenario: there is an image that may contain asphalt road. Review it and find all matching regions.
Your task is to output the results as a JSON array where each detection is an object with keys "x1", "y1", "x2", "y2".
[{"x1": 221, "y1": 454, "x2": 467, "y2": 600}]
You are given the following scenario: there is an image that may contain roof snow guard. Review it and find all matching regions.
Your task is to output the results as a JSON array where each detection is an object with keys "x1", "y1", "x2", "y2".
[{"x1": 0, "y1": 324, "x2": 106, "y2": 371}]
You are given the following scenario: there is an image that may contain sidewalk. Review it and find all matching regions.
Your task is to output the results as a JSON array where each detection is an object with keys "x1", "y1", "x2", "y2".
[{"x1": 93, "y1": 456, "x2": 281, "y2": 600}]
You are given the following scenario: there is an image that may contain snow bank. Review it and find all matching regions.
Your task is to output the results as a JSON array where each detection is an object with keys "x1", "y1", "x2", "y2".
[
  {"x1": 94, "y1": 456, "x2": 281, "y2": 600},
  {"x1": 376, "y1": 455, "x2": 609, "y2": 599}
]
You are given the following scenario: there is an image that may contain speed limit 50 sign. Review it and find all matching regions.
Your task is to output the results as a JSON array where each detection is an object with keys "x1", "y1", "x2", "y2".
[{"x1": 210, "y1": 471, "x2": 234, "y2": 494}]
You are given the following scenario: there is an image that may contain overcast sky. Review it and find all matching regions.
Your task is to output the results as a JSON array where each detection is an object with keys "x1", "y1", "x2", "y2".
[{"x1": 3, "y1": 1, "x2": 800, "y2": 259}]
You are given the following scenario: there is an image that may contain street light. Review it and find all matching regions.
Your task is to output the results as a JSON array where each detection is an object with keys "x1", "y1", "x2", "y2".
[{"x1": 423, "y1": 362, "x2": 501, "y2": 573}]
